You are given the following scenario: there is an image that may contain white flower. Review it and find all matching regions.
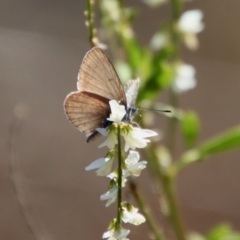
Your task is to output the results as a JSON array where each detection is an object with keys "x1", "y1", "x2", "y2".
[
  {"x1": 178, "y1": 10, "x2": 204, "y2": 34},
  {"x1": 150, "y1": 32, "x2": 169, "y2": 51},
  {"x1": 100, "y1": 187, "x2": 118, "y2": 207},
  {"x1": 178, "y1": 10, "x2": 204, "y2": 50},
  {"x1": 108, "y1": 172, "x2": 127, "y2": 187},
  {"x1": 172, "y1": 64, "x2": 196, "y2": 93},
  {"x1": 98, "y1": 128, "x2": 117, "y2": 149},
  {"x1": 122, "y1": 127, "x2": 158, "y2": 152},
  {"x1": 122, "y1": 206, "x2": 146, "y2": 225},
  {"x1": 102, "y1": 0, "x2": 121, "y2": 22},
  {"x1": 85, "y1": 157, "x2": 113, "y2": 176},
  {"x1": 103, "y1": 228, "x2": 130, "y2": 240},
  {"x1": 123, "y1": 151, "x2": 147, "y2": 177},
  {"x1": 107, "y1": 100, "x2": 126, "y2": 125}
]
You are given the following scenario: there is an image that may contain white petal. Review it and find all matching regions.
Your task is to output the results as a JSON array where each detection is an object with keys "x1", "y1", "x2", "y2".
[
  {"x1": 102, "y1": 228, "x2": 130, "y2": 240},
  {"x1": 105, "y1": 195, "x2": 117, "y2": 207},
  {"x1": 85, "y1": 157, "x2": 113, "y2": 176},
  {"x1": 100, "y1": 187, "x2": 118, "y2": 200},
  {"x1": 113, "y1": 229, "x2": 130, "y2": 239},
  {"x1": 85, "y1": 158, "x2": 106, "y2": 171},
  {"x1": 122, "y1": 128, "x2": 157, "y2": 152},
  {"x1": 125, "y1": 150, "x2": 140, "y2": 165},
  {"x1": 134, "y1": 128, "x2": 158, "y2": 138},
  {"x1": 100, "y1": 187, "x2": 118, "y2": 207},
  {"x1": 107, "y1": 100, "x2": 126, "y2": 124},
  {"x1": 173, "y1": 64, "x2": 196, "y2": 93},
  {"x1": 126, "y1": 162, "x2": 147, "y2": 177},
  {"x1": 122, "y1": 208, "x2": 146, "y2": 225},
  {"x1": 99, "y1": 130, "x2": 117, "y2": 149},
  {"x1": 178, "y1": 10, "x2": 204, "y2": 34},
  {"x1": 150, "y1": 32, "x2": 169, "y2": 50},
  {"x1": 102, "y1": 230, "x2": 112, "y2": 239}
]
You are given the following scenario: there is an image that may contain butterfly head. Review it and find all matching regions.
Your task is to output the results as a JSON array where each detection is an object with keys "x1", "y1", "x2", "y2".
[{"x1": 123, "y1": 107, "x2": 139, "y2": 123}]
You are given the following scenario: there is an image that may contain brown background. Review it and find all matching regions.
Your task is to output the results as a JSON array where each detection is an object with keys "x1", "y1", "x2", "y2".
[{"x1": 1, "y1": 1, "x2": 240, "y2": 239}]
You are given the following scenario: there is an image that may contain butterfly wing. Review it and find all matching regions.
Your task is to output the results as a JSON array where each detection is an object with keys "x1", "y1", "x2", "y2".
[
  {"x1": 64, "y1": 91, "x2": 111, "y2": 133},
  {"x1": 64, "y1": 47, "x2": 127, "y2": 140},
  {"x1": 77, "y1": 47, "x2": 127, "y2": 106},
  {"x1": 124, "y1": 78, "x2": 139, "y2": 108}
]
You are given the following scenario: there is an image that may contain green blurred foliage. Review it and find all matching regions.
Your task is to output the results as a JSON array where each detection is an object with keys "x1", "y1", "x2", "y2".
[
  {"x1": 199, "y1": 126, "x2": 240, "y2": 158},
  {"x1": 181, "y1": 111, "x2": 200, "y2": 148},
  {"x1": 207, "y1": 224, "x2": 240, "y2": 240}
]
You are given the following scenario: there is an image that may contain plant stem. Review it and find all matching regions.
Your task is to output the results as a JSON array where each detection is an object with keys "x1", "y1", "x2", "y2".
[
  {"x1": 86, "y1": 0, "x2": 96, "y2": 47},
  {"x1": 164, "y1": 1, "x2": 186, "y2": 239},
  {"x1": 166, "y1": 0, "x2": 183, "y2": 154},
  {"x1": 129, "y1": 180, "x2": 165, "y2": 240},
  {"x1": 166, "y1": 90, "x2": 179, "y2": 155},
  {"x1": 116, "y1": 125, "x2": 122, "y2": 226},
  {"x1": 144, "y1": 143, "x2": 186, "y2": 240},
  {"x1": 162, "y1": 174, "x2": 185, "y2": 240},
  {"x1": 117, "y1": 0, "x2": 125, "y2": 9}
]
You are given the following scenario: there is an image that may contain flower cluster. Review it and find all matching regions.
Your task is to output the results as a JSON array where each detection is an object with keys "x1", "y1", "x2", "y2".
[
  {"x1": 172, "y1": 9, "x2": 204, "y2": 93},
  {"x1": 178, "y1": 9, "x2": 204, "y2": 50},
  {"x1": 172, "y1": 63, "x2": 196, "y2": 93},
  {"x1": 149, "y1": 9, "x2": 203, "y2": 94},
  {"x1": 85, "y1": 100, "x2": 157, "y2": 240}
]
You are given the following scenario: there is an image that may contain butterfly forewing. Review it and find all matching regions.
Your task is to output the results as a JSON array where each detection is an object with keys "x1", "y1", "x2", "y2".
[
  {"x1": 77, "y1": 47, "x2": 127, "y2": 106},
  {"x1": 124, "y1": 79, "x2": 139, "y2": 109},
  {"x1": 64, "y1": 91, "x2": 111, "y2": 133}
]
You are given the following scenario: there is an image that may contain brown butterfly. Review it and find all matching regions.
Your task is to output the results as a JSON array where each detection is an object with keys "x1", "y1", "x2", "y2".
[{"x1": 64, "y1": 47, "x2": 139, "y2": 142}]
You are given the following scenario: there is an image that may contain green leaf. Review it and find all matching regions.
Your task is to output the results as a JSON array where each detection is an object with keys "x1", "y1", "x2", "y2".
[
  {"x1": 199, "y1": 126, "x2": 240, "y2": 158},
  {"x1": 137, "y1": 48, "x2": 152, "y2": 80},
  {"x1": 181, "y1": 111, "x2": 200, "y2": 148},
  {"x1": 207, "y1": 224, "x2": 240, "y2": 240},
  {"x1": 115, "y1": 61, "x2": 132, "y2": 84},
  {"x1": 156, "y1": 61, "x2": 174, "y2": 89},
  {"x1": 121, "y1": 35, "x2": 142, "y2": 71},
  {"x1": 137, "y1": 60, "x2": 174, "y2": 101}
]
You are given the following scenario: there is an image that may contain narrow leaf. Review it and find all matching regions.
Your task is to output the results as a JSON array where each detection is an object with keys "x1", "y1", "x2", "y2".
[{"x1": 199, "y1": 126, "x2": 240, "y2": 158}]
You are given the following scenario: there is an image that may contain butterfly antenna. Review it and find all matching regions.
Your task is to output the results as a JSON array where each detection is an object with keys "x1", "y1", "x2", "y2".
[{"x1": 138, "y1": 106, "x2": 171, "y2": 113}]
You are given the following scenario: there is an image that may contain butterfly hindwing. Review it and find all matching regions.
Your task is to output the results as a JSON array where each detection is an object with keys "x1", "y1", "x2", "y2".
[{"x1": 64, "y1": 91, "x2": 111, "y2": 133}]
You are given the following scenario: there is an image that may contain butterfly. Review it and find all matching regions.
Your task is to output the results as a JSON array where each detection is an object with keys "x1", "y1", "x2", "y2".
[{"x1": 64, "y1": 47, "x2": 139, "y2": 142}]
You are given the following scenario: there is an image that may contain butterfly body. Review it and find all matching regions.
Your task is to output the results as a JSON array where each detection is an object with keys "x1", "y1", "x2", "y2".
[{"x1": 64, "y1": 47, "x2": 139, "y2": 142}]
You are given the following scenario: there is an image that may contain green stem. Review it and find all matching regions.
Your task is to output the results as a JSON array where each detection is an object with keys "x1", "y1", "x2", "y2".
[
  {"x1": 166, "y1": 90, "x2": 179, "y2": 155},
  {"x1": 144, "y1": 143, "x2": 186, "y2": 240},
  {"x1": 117, "y1": 0, "x2": 125, "y2": 9},
  {"x1": 116, "y1": 125, "x2": 122, "y2": 227},
  {"x1": 170, "y1": 0, "x2": 182, "y2": 23},
  {"x1": 166, "y1": 0, "x2": 183, "y2": 154},
  {"x1": 129, "y1": 180, "x2": 165, "y2": 240},
  {"x1": 164, "y1": 1, "x2": 186, "y2": 235},
  {"x1": 162, "y1": 174, "x2": 185, "y2": 240},
  {"x1": 86, "y1": 0, "x2": 96, "y2": 47}
]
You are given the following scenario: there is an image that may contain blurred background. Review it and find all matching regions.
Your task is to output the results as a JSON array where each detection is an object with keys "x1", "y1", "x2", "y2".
[{"x1": 1, "y1": 0, "x2": 240, "y2": 239}]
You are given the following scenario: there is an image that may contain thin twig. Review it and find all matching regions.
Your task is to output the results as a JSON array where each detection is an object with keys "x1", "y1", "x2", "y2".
[
  {"x1": 86, "y1": 0, "x2": 97, "y2": 47},
  {"x1": 129, "y1": 180, "x2": 165, "y2": 240}
]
